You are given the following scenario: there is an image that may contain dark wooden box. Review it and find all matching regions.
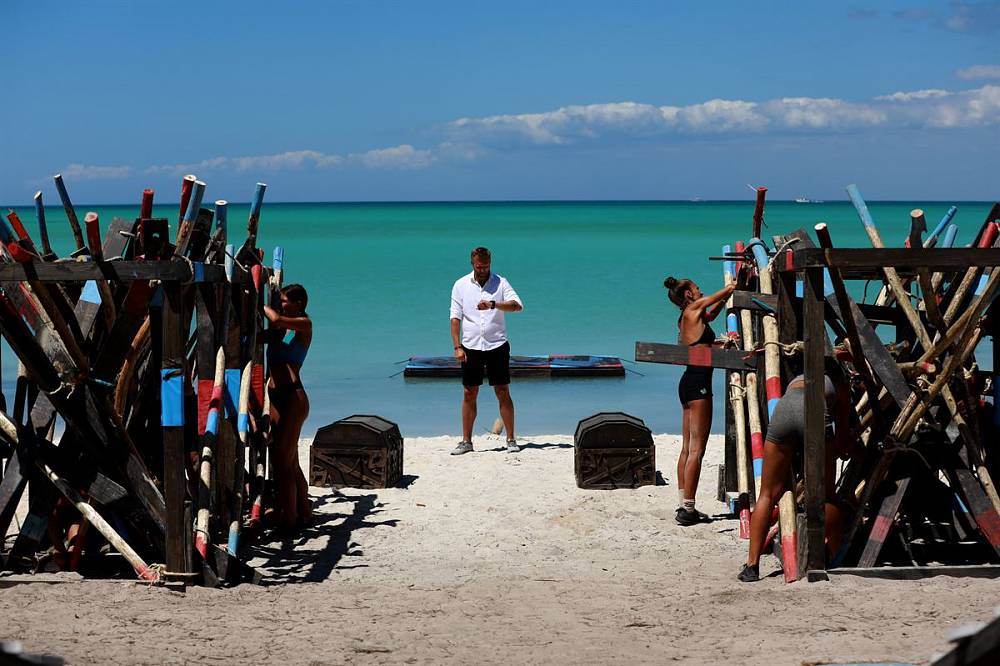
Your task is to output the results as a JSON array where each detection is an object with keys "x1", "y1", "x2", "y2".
[
  {"x1": 309, "y1": 415, "x2": 403, "y2": 489},
  {"x1": 574, "y1": 412, "x2": 655, "y2": 489}
]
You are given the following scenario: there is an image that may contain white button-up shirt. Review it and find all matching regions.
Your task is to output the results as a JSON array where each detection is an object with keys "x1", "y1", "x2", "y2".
[{"x1": 450, "y1": 271, "x2": 523, "y2": 351}]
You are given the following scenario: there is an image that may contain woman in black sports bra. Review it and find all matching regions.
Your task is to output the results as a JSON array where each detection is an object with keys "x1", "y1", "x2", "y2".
[{"x1": 664, "y1": 276, "x2": 735, "y2": 526}]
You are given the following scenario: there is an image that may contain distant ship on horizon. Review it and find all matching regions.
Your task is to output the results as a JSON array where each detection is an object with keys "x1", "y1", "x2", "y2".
[{"x1": 794, "y1": 196, "x2": 824, "y2": 203}]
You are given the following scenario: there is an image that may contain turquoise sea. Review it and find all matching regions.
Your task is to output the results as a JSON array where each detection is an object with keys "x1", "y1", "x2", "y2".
[{"x1": 3, "y1": 199, "x2": 996, "y2": 437}]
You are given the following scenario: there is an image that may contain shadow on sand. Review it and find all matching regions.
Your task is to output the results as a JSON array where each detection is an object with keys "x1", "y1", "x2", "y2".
[{"x1": 249, "y1": 491, "x2": 400, "y2": 584}]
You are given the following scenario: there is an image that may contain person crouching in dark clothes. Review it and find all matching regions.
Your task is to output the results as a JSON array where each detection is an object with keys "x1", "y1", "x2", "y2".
[{"x1": 738, "y1": 360, "x2": 858, "y2": 582}]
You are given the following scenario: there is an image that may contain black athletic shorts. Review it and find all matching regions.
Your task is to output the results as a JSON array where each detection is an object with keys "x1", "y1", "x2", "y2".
[
  {"x1": 678, "y1": 367, "x2": 713, "y2": 404},
  {"x1": 462, "y1": 342, "x2": 511, "y2": 387}
]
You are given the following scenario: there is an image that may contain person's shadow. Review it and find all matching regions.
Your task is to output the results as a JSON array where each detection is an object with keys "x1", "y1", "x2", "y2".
[{"x1": 249, "y1": 490, "x2": 400, "y2": 584}]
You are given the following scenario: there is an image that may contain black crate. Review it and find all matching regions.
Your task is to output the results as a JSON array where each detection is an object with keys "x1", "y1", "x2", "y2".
[
  {"x1": 574, "y1": 412, "x2": 655, "y2": 489},
  {"x1": 309, "y1": 415, "x2": 403, "y2": 489}
]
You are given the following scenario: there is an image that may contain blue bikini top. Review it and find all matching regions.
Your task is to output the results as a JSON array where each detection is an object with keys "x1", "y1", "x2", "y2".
[{"x1": 268, "y1": 331, "x2": 309, "y2": 366}]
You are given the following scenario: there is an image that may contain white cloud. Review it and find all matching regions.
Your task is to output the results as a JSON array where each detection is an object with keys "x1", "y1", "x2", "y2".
[
  {"x1": 75, "y1": 84, "x2": 1000, "y2": 183},
  {"x1": 354, "y1": 144, "x2": 434, "y2": 169},
  {"x1": 444, "y1": 85, "x2": 1000, "y2": 147},
  {"x1": 145, "y1": 156, "x2": 228, "y2": 175},
  {"x1": 957, "y1": 64, "x2": 1000, "y2": 80},
  {"x1": 58, "y1": 163, "x2": 131, "y2": 181},
  {"x1": 875, "y1": 89, "x2": 952, "y2": 102}
]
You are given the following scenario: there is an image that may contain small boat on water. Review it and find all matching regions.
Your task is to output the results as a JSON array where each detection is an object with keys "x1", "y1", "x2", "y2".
[
  {"x1": 404, "y1": 354, "x2": 626, "y2": 378},
  {"x1": 794, "y1": 196, "x2": 811, "y2": 203}
]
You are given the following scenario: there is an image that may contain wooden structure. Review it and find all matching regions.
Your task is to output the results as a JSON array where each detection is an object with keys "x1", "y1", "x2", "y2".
[
  {"x1": 638, "y1": 187, "x2": 1000, "y2": 581},
  {"x1": 309, "y1": 415, "x2": 404, "y2": 489},
  {"x1": 574, "y1": 412, "x2": 655, "y2": 489},
  {"x1": 0, "y1": 174, "x2": 279, "y2": 587}
]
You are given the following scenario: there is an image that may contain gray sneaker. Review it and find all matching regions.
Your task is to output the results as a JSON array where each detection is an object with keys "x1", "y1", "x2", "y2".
[
  {"x1": 505, "y1": 438, "x2": 521, "y2": 453},
  {"x1": 451, "y1": 440, "x2": 473, "y2": 455}
]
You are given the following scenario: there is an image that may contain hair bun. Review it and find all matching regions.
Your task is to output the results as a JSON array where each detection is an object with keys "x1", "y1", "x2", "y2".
[{"x1": 664, "y1": 276, "x2": 678, "y2": 289}]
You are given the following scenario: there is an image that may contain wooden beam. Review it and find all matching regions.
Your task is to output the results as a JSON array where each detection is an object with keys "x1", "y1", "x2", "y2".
[
  {"x1": 634, "y1": 342, "x2": 757, "y2": 371},
  {"x1": 825, "y1": 564, "x2": 1000, "y2": 580},
  {"x1": 802, "y1": 267, "x2": 827, "y2": 576},
  {"x1": 780, "y1": 247, "x2": 1000, "y2": 272},
  {"x1": 160, "y1": 283, "x2": 191, "y2": 581},
  {"x1": 0, "y1": 260, "x2": 245, "y2": 284}
]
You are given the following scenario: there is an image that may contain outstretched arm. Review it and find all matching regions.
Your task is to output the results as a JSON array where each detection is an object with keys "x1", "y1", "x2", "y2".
[
  {"x1": 686, "y1": 283, "x2": 736, "y2": 322},
  {"x1": 263, "y1": 305, "x2": 312, "y2": 333}
]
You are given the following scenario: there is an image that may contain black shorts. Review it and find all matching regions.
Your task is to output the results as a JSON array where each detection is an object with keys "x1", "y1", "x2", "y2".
[
  {"x1": 678, "y1": 367, "x2": 713, "y2": 404},
  {"x1": 462, "y1": 342, "x2": 511, "y2": 387}
]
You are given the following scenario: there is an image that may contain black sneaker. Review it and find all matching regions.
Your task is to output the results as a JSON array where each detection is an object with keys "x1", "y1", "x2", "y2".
[
  {"x1": 737, "y1": 564, "x2": 760, "y2": 582},
  {"x1": 675, "y1": 508, "x2": 702, "y2": 526}
]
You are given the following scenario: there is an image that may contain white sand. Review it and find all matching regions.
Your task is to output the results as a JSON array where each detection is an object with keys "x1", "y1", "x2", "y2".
[{"x1": 2, "y1": 433, "x2": 998, "y2": 665}]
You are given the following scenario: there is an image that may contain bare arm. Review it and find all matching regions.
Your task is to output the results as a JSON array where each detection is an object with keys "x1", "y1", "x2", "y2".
[
  {"x1": 451, "y1": 318, "x2": 466, "y2": 361},
  {"x1": 683, "y1": 283, "x2": 735, "y2": 325},
  {"x1": 263, "y1": 305, "x2": 312, "y2": 333}
]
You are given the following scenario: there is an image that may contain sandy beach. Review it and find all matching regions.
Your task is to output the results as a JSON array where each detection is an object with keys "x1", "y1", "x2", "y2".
[{"x1": 2, "y1": 433, "x2": 998, "y2": 665}]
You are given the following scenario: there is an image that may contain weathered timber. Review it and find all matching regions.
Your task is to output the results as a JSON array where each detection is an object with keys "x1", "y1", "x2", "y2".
[
  {"x1": 634, "y1": 342, "x2": 756, "y2": 371},
  {"x1": 159, "y1": 282, "x2": 191, "y2": 581},
  {"x1": 802, "y1": 267, "x2": 827, "y2": 576},
  {"x1": 0, "y1": 260, "x2": 240, "y2": 284},
  {"x1": 732, "y1": 289, "x2": 899, "y2": 325},
  {"x1": 781, "y1": 247, "x2": 1000, "y2": 272}
]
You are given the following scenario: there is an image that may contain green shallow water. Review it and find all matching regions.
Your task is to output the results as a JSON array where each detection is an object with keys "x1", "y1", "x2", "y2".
[{"x1": 3, "y1": 199, "x2": 995, "y2": 436}]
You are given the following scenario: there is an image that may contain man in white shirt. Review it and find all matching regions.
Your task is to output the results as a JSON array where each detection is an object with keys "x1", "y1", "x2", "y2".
[{"x1": 449, "y1": 246, "x2": 523, "y2": 454}]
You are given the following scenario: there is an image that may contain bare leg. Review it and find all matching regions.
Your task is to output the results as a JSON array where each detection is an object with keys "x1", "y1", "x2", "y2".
[
  {"x1": 494, "y1": 384, "x2": 514, "y2": 440},
  {"x1": 682, "y1": 398, "x2": 712, "y2": 502},
  {"x1": 678, "y1": 402, "x2": 691, "y2": 501},
  {"x1": 462, "y1": 385, "x2": 479, "y2": 441},
  {"x1": 747, "y1": 440, "x2": 794, "y2": 566}
]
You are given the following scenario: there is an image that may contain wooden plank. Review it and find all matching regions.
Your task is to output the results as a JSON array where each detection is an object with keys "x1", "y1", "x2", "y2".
[
  {"x1": 826, "y1": 564, "x2": 1000, "y2": 580},
  {"x1": 782, "y1": 247, "x2": 1000, "y2": 272},
  {"x1": 0, "y1": 260, "x2": 240, "y2": 284},
  {"x1": 802, "y1": 267, "x2": 827, "y2": 576},
  {"x1": 732, "y1": 290, "x2": 899, "y2": 325},
  {"x1": 857, "y1": 457, "x2": 913, "y2": 567},
  {"x1": 160, "y1": 283, "x2": 190, "y2": 579},
  {"x1": 634, "y1": 342, "x2": 756, "y2": 371}
]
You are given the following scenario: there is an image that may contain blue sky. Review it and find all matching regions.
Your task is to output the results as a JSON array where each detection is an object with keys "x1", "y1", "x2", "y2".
[{"x1": 3, "y1": 1, "x2": 1000, "y2": 203}]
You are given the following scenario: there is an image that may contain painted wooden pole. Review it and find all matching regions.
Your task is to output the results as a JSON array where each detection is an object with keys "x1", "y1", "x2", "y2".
[
  {"x1": 83, "y1": 212, "x2": 118, "y2": 330},
  {"x1": 737, "y1": 279, "x2": 765, "y2": 504},
  {"x1": 195, "y1": 345, "x2": 225, "y2": 560},
  {"x1": 214, "y1": 200, "x2": 228, "y2": 243},
  {"x1": 228, "y1": 357, "x2": 252, "y2": 555},
  {"x1": 251, "y1": 247, "x2": 284, "y2": 525},
  {"x1": 5, "y1": 210, "x2": 36, "y2": 250},
  {"x1": 176, "y1": 180, "x2": 206, "y2": 255},
  {"x1": 53, "y1": 173, "x2": 86, "y2": 252},
  {"x1": 245, "y1": 183, "x2": 267, "y2": 251},
  {"x1": 33, "y1": 191, "x2": 56, "y2": 261},
  {"x1": 140, "y1": 189, "x2": 155, "y2": 220},
  {"x1": 723, "y1": 247, "x2": 751, "y2": 537},
  {"x1": 752, "y1": 187, "x2": 767, "y2": 240},
  {"x1": 178, "y1": 175, "x2": 196, "y2": 225},
  {"x1": 749, "y1": 238, "x2": 798, "y2": 581},
  {"x1": 924, "y1": 205, "x2": 957, "y2": 247}
]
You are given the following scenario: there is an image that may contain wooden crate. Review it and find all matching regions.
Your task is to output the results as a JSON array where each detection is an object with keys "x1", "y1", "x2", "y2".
[
  {"x1": 574, "y1": 412, "x2": 655, "y2": 489},
  {"x1": 309, "y1": 415, "x2": 403, "y2": 489}
]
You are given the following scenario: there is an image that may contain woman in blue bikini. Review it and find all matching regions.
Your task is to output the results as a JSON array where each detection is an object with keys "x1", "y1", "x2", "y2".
[{"x1": 264, "y1": 284, "x2": 313, "y2": 532}]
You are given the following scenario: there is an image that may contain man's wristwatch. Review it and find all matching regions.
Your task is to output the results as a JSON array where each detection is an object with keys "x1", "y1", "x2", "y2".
[{"x1": 490, "y1": 300, "x2": 496, "y2": 309}]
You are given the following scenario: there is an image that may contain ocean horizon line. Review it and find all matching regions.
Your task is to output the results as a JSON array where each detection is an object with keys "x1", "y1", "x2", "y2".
[{"x1": 4, "y1": 197, "x2": 993, "y2": 208}]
